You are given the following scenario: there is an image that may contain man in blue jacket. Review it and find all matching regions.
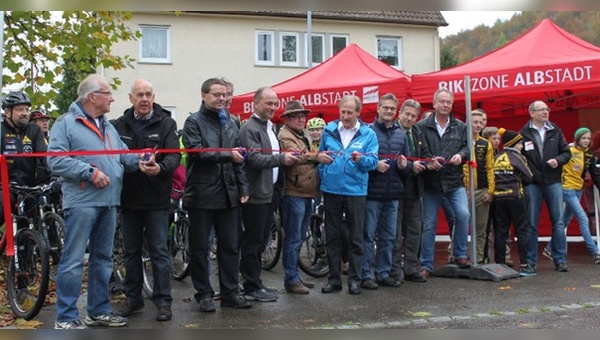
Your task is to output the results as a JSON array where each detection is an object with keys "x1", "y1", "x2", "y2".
[
  {"x1": 48, "y1": 74, "x2": 149, "y2": 329},
  {"x1": 318, "y1": 95, "x2": 379, "y2": 295}
]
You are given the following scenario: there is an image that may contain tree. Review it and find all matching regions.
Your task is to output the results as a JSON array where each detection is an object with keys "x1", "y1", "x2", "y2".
[
  {"x1": 440, "y1": 44, "x2": 458, "y2": 69},
  {"x1": 3, "y1": 11, "x2": 140, "y2": 110}
]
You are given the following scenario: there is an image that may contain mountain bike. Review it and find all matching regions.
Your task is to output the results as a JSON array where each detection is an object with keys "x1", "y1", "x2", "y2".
[
  {"x1": 261, "y1": 208, "x2": 282, "y2": 271},
  {"x1": 169, "y1": 188, "x2": 190, "y2": 281},
  {"x1": 4, "y1": 183, "x2": 51, "y2": 320},
  {"x1": 298, "y1": 203, "x2": 329, "y2": 278},
  {"x1": 112, "y1": 211, "x2": 153, "y2": 298}
]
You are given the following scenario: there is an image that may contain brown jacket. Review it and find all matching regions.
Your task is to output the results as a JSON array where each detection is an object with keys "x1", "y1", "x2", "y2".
[{"x1": 278, "y1": 126, "x2": 319, "y2": 198}]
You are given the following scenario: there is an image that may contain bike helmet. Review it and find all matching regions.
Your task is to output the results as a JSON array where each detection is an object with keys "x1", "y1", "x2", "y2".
[
  {"x1": 2, "y1": 91, "x2": 31, "y2": 109},
  {"x1": 30, "y1": 108, "x2": 50, "y2": 122},
  {"x1": 306, "y1": 117, "x2": 325, "y2": 130}
]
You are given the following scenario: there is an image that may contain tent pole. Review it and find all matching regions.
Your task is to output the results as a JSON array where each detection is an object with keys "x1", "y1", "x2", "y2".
[
  {"x1": 594, "y1": 173, "x2": 600, "y2": 247},
  {"x1": 307, "y1": 11, "x2": 312, "y2": 68},
  {"x1": 464, "y1": 75, "x2": 476, "y2": 264}
]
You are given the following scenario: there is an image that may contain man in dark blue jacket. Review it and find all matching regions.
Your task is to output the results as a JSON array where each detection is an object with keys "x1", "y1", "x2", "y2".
[
  {"x1": 361, "y1": 93, "x2": 410, "y2": 290},
  {"x1": 113, "y1": 79, "x2": 180, "y2": 322}
]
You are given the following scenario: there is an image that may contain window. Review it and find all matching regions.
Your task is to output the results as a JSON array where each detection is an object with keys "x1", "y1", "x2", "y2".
[
  {"x1": 280, "y1": 32, "x2": 300, "y2": 66},
  {"x1": 377, "y1": 37, "x2": 403, "y2": 68},
  {"x1": 331, "y1": 35, "x2": 349, "y2": 56},
  {"x1": 139, "y1": 25, "x2": 171, "y2": 63},
  {"x1": 305, "y1": 33, "x2": 325, "y2": 65},
  {"x1": 255, "y1": 31, "x2": 274, "y2": 65}
]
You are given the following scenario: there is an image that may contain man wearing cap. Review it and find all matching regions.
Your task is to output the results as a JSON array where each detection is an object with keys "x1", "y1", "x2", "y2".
[
  {"x1": 520, "y1": 100, "x2": 571, "y2": 273},
  {"x1": 493, "y1": 129, "x2": 533, "y2": 276},
  {"x1": 278, "y1": 100, "x2": 324, "y2": 294}
]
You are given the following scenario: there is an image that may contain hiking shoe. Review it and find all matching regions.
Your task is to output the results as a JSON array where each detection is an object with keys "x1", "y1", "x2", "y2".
[
  {"x1": 244, "y1": 288, "x2": 278, "y2": 302},
  {"x1": 378, "y1": 277, "x2": 401, "y2": 288},
  {"x1": 542, "y1": 247, "x2": 553, "y2": 261},
  {"x1": 518, "y1": 264, "x2": 537, "y2": 277},
  {"x1": 360, "y1": 279, "x2": 379, "y2": 290},
  {"x1": 555, "y1": 262, "x2": 569, "y2": 272},
  {"x1": 221, "y1": 295, "x2": 251, "y2": 309},
  {"x1": 285, "y1": 282, "x2": 309, "y2": 295},
  {"x1": 198, "y1": 297, "x2": 216, "y2": 313},
  {"x1": 594, "y1": 254, "x2": 600, "y2": 264},
  {"x1": 55, "y1": 319, "x2": 86, "y2": 329},
  {"x1": 116, "y1": 300, "x2": 144, "y2": 317},
  {"x1": 84, "y1": 313, "x2": 127, "y2": 327}
]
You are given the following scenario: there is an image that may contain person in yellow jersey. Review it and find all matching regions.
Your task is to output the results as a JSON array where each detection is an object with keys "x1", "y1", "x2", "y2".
[{"x1": 543, "y1": 127, "x2": 600, "y2": 264}]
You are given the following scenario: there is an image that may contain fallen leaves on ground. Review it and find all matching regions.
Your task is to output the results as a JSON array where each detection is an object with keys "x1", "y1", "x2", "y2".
[{"x1": 498, "y1": 286, "x2": 512, "y2": 290}]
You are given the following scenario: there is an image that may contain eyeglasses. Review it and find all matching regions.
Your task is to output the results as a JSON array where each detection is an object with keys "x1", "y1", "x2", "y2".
[
  {"x1": 380, "y1": 106, "x2": 397, "y2": 112},
  {"x1": 532, "y1": 107, "x2": 551, "y2": 113},
  {"x1": 209, "y1": 92, "x2": 227, "y2": 99},
  {"x1": 93, "y1": 91, "x2": 113, "y2": 97}
]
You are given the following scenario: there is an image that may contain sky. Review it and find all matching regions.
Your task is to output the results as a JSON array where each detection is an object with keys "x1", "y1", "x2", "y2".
[{"x1": 439, "y1": 11, "x2": 521, "y2": 38}]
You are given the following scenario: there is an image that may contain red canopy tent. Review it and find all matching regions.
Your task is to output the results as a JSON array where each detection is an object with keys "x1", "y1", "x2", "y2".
[
  {"x1": 411, "y1": 18, "x2": 600, "y2": 133},
  {"x1": 412, "y1": 18, "x2": 600, "y2": 237},
  {"x1": 230, "y1": 43, "x2": 411, "y2": 124}
]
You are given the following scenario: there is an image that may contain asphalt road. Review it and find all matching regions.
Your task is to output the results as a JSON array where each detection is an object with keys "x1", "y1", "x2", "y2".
[{"x1": 33, "y1": 240, "x2": 600, "y2": 329}]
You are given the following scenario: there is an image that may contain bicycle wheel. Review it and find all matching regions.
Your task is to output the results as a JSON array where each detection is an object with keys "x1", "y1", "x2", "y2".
[
  {"x1": 141, "y1": 243, "x2": 154, "y2": 298},
  {"x1": 298, "y1": 213, "x2": 329, "y2": 278},
  {"x1": 171, "y1": 217, "x2": 190, "y2": 281},
  {"x1": 261, "y1": 210, "x2": 282, "y2": 270},
  {"x1": 42, "y1": 212, "x2": 65, "y2": 281},
  {"x1": 112, "y1": 221, "x2": 126, "y2": 284},
  {"x1": 7, "y1": 228, "x2": 50, "y2": 320}
]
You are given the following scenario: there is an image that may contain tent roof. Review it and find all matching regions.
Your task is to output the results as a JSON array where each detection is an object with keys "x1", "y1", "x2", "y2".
[
  {"x1": 411, "y1": 18, "x2": 600, "y2": 107},
  {"x1": 230, "y1": 43, "x2": 411, "y2": 122}
]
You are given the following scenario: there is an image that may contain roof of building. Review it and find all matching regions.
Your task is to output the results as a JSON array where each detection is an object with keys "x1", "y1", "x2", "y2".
[{"x1": 196, "y1": 11, "x2": 448, "y2": 27}]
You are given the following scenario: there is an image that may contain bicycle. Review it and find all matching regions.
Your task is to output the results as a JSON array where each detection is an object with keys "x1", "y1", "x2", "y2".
[
  {"x1": 298, "y1": 203, "x2": 329, "y2": 278},
  {"x1": 261, "y1": 208, "x2": 283, "y2": 271},
  {"x1": 112, "y1": 210, "x2": 154, "y2": 298},
  {"x1": 169, "y1": 188, "x2": 190, "y2": 281},
  {"x1": 3, "y1": 182, "x2": 52, "y2": 320}
]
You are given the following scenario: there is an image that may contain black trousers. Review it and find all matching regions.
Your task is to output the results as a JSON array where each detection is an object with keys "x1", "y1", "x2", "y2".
[
  {"x1": 392, "y1": 197, "x2": 422, "y2": 277},
  {"x1": 494, "y1": 198, "x2": 529, "y2": 265},
  {"x1": 240, "y1": 200, "x2": 277, "y2": 293},
  {"x1": 188, "y1": 207, "x2": 240, "y2": 302},
  {"x1": 323, "y1": 193, "x2": 366, "y2": 285}
]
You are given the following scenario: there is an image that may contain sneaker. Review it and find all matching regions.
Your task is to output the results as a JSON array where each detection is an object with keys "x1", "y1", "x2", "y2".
[
  {"x1": 594, "y1": 254, "x2": 600, "y2": 264},
  {"x1": 244, "y1": 288, "x2": 278, "y2": 302},
  {"x1": 377, "y1": 277, "x2": 401, "y2": 288},
  {"x1": 198, "y1": 297, "x2": 216, "y2": 312},
  {"x1": 360, "y1": 279, "x2": 379, "y2": 290},
  {"x1": 518, "y1": 264, "x2": 537, "y2": 277},
  {"x1": 116, "y1": 300, "x2": 144, "y2": 317},
  {"x1": 221, "y1": 295, "x2": 251, "y2": 309},
  {"x1": 542, "y1": 247, "x2": 553, "y2": 261},
  {"x1": 55, "y1": 319, "x2": 86, "y2": 329},
  {"x1": 84, "y1": 313, "x2": 127, "y2": 327}
]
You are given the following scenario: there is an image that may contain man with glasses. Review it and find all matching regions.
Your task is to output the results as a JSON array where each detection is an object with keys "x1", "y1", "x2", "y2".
[
  {"x1": 182, "y1": 77, "x2": 250, "y2": 312},
  {"x1": 520, "y1": 100, "x2": 571, "y2": 273},
  {"x1": 361, "y1": 93, "x2": 410, "y2": 290},
  {"x1": 277, "y1": 100, "x2": 322, "y2": 294}
]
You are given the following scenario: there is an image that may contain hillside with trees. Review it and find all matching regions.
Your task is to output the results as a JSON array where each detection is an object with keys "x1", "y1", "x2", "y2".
[{"x1": 441, "y1": 11, "x2": 600, "y2": 69}]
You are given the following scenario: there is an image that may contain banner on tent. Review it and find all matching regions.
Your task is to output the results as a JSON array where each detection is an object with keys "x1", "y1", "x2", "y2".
[{"x1": 438, "y1": 65, "x2": 594, "y2": 94}]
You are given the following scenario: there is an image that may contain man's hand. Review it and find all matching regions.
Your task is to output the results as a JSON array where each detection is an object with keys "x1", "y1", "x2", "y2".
[
  {"x1": 231, "y1": 148, "x2": 245, "y2": 164},
  {"x1": 140, "y1": 161, "x2": 161, "y2": 176},
  {"x1": 413, "y1": 161, "x2": 426, "y2": 174},
  {"x1": 448, "y1": 154, "x2": 462, "y2": 165},
  {"x1": 546, "y1": 158, "x2": 559, "y2": 169},
  {"x1": 316, "y1": 152, "x2": 333, "y2": 165},
  {"x1": 283, "y1": 152, "x2": 300, "y2": 166},
  {"x1": 91, "y1": 169, "x2": 110, "y2": 188},
  {"x1": 396, "y1": 155, "x2": 408, "y2": 169},
  {"x1": 376, "y1": 159, "x2": 390, "y2": 173},
  {"x1": 483, "y1": 193, "x2": 493, "y2": 203},
  {"x1": 240, "y1": 195, "x2": 249, "y2": 204}
]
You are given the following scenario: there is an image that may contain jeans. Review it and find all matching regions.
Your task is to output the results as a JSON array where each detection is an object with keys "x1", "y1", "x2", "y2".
[
  {"x1": 55, "y1": 207, "x2": 118, "y2": 322},
  {"x1": 281, "y1": 196, "x2": 312, "y2": 286},
  {"x1": 121, "y1": 208, "x2": 172, "y2": 307},
  {"x1": 547, "y1": 189, "x2": 599, "y2": 256},
  {"x1": 526, "y1": 182, "x2": 566, "y2": 264},
  {"x1": 420, "y1": 188, "x2": 470, "y2": 271},
  {"x1": 362, "y1": 200, "x2": 399, "y2": 281}
]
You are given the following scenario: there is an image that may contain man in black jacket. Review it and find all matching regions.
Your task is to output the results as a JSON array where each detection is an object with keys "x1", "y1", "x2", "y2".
[
  {"x1": 415, "y1": 88, "x2": 471, "y2": 278},
  {"x1": 112, "y1": 79, "x2": 180, "y2": 321},
  {"x1": 182, "y1": 78, "x2": 250, "y2": 312},
  {"x1": 520, "y1": 100, "x2": 571, "y2": 273}
]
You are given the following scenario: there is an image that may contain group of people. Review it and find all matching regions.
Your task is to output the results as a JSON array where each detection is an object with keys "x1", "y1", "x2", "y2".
[{"x1": 2, "y1": 73, "x2": 600, "y2": 329}]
